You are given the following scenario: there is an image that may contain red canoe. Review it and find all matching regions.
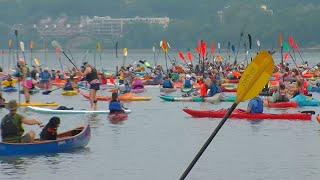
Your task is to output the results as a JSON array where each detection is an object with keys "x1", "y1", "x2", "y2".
[{"x1": 183, "y1": 108, "x2": 311, "y2": 120}]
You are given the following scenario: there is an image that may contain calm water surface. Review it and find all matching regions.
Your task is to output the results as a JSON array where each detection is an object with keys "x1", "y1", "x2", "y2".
[{"x1": 0, "y1": 49, "x2": 320, "y2": 180}]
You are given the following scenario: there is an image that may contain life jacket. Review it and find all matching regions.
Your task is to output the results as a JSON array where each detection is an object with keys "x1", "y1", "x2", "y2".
[
  {"x1": 134, "y1": 78, "x2": 143, "y2": 86},
  {"x1": 64, "y1": 82, "x2": 73, "y2": 90},
  {"x1": 208, "y1": 85, "x2": 221, "y2": 97},
  {"x1": 249, "y1": 97, "x2": 263, "y2": 113},
  {"x1": 40, "y1": 72, "x2": 51, "y2": 81},
  {"x1": 200, "y1": 84, "x2": 207, "y2": 96},
  {"x1": 184, "y1": 79, "x2": 192, "y2": 88},
  {"x1": 1, "y1": 114, "x2": 24, "y2": 143},
  {"x1": 276, "y1": 90, "x2": 289, "y2": 102},
  {"x1": 163, "y1": 79, "x2": 173, "y2": 88},
  {"x1": 109, "y1": 100, "x2": 123, "y2": 113},
  {"x1": 101, "y1": 78, "x2": 107, "y2": 85}
]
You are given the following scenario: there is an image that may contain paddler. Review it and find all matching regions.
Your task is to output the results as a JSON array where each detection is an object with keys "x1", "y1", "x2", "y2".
[
  {"x1": 131, "y1": 74, "x2": 144, "y2": 89},
  {"x1": 246, "y1": 96, "x2": 263, "y2": 113},
  {"x1": 2, "y1": 74, "x2": 16, "y2": 87},
  {"x1": 263, "y1": 83, "x2": 290, "y2": 105},
  {"x1": 162, "y1": 75, "x2": 174, "y2": 89},
  {"x1": 109, "y1": 92, "x2": 126, "y2": 114},
  {"x1": 80, "y1": 62, "x2": 100, "y2": 110},
  {"x1": 1, "y1": 100, "x2": 42, "y2": 143}
]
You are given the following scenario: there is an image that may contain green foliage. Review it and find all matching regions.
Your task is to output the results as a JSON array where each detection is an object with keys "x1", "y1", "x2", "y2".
[{"x1": 0, "y1": 0, "x2": 320, "y2": 49}]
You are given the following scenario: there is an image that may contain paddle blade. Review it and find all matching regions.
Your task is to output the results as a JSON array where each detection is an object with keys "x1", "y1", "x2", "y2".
[
  {"x1": 20, "y1": 41, "x2": 25, "y2": 52},
  {"x1": 144, "y1": 61, "x2": 150, "y2": 67},
  {"x1": 123, "y1": 48, "x2": 128, "y2": 57},
  {"x1": 211, "y1": 42, "x2": 214, "y2": 55},
  {"x1": 187, "y1": 52, "x2": 192, "y2": 62},
  {"x1": 42, "y1": 90, "x2": 52, "y2": 95},
  {"x1": 218, "y1": 42, "x2": 221, "y2": 49},
  {"x1": 167, "y1": 42, "x2": 171, "y2": 49},
  {"x1": 178, "y1": 52, "x2": 185, "y2": 61},
  {"x1": 293, "y1": 43, "x2": 299, "y2": 51},
  {"x1": 34, "y1": 58, "x2": 40, "y2": 66},
  {"x1": 30, "y1": 40, "x2": 34, "y2": 49},
  {"x1": 153, "y1": 46, "x2": 155, "y2": 53},
  {"x1": 284, "y1": 52, "x2": 289, "y2": 61},
  {"x1": 110, "y1": 76, "x2": 115, "y2": 85},
  {"x1": 8, "y1": 39, "x2": 12, "y2": 48},
  {"x1": 236, "y1": 50, "x2": 274, "y2": 104},
  {"x1": 51, "y1": 40, "x2": 62, "y2": 51},
  {"x1": 55, "y1": 47, "x2": 61, "y2": 59},
  {"x1": 201, "y1": 42, "x2": 206, "y2": 58},
  {"x1": 96, "y1": 42, "x2": 101, "y2": 53},
  {"x1": 248, "y1": 34, "x2": 252, "y2": 49},
  {"x1": 257, "y1": 40, "x2": 260, "y2": 47},
  {"x1": 283, "y1": 42, "x2": 290, "y2": 52},
  {"x1": 142, "y1": 75, "x2": 152, "y2": 80},
  {"x1": 161, "y1": 40, "x2": 167, "y2": 53},
  {"x1": 289, "y1": 36, "x2": 294, "y2": 46}
]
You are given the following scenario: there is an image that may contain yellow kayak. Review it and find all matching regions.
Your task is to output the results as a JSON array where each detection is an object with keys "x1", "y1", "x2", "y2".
[
  {"x1": 19, "y1": 102, "x2": 59, "y2": 107},
  {"x1": 61, "y1": 90, "x2": 79, "y2": 96}
]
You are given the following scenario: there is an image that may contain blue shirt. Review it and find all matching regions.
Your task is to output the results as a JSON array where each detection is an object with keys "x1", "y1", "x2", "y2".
[{"x1": 248, "y1": 97, "x2": 263, "y2": 113}]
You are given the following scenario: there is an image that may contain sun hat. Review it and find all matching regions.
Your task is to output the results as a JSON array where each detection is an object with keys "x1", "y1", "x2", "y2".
[{"x1": 5, "y1": 100, "x2": 19, "y2": 110}]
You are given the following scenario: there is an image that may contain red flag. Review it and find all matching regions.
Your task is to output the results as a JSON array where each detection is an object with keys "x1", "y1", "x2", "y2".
[
  {"x1": 178, "y1": 52, "x2": 185, "y2": 62},
  {"x1": 201, "y1": 42, "x2": 206, "y2": 58},
  {"x1": 110, "y1": 76, "x2": 115, "y2": 85},
  {"x1": 187, "y1": 52, "x2": 192, "y2": 62},
  {"x1": 55, "y1": 47, "x2": 60, "y2": 59},
  {"x1": 289, "y1": 36, "x2": 294, "y2": 46},
  {"x1": 211, "y1": 42, "x2": 215, "y2": 55},
  {"x1": 284, "y1": 52, "x2": 289, "y2": 61},
  {"x1": 293, "y1": 43, "x2": 299, "y2": 51}
]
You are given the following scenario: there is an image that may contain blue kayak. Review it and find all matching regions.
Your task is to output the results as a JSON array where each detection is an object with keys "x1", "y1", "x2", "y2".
[
  {"x1": 135, "y1": 72, "x2": 147, "y2": 76},
  {"x1": 2, "y1": 86, "x2": 17, "y2": 92},
  {"x1": 0, "y1": 123, "x2": 91, "y2": 156},
  {"x1": 291, "y1": 94, "x2": 320, "y2": 106},
  {"x1": 309, "y1": 87, "x2": 320, "y2": 92}
]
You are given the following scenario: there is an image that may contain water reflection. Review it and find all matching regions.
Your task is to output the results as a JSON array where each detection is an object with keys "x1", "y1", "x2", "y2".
[
  {"x1": 248, "y1": 119, "x2": 263, "y2": 133},
  {"x1": 0, "y1": 157, "x2": 28, "y2": 176}
]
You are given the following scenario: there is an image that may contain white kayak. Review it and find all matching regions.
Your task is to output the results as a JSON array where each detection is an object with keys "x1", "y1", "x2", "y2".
[{"x1": 26, "y1": 106, "x2": 131, "y2": 115}]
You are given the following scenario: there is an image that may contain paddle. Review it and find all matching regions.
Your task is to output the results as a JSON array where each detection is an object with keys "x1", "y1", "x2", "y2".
[
  {"x1": 42, "y1": 87, "x2": 62, "y2": 95},
  {"x1": 51, "y1": 40, "x2": 77, "y2": 69},
  {"x1": 14, "y1": 30, "x2": 21, "y2": 104},
  {"x1": 123, "y1": 48, "x2": 128, "y2": 66},
  {"x1": 55, "y1": 47, "x2": 64, "y2": 72},
  {"x1": 30, "y1": 40, "x2": 34, "y2": 67},
  {"x1": 180, "y1": 50, "x2": 274, "y2": 179},
  {"x1": 20, "y1": 41, "x2": 26, "y2": 64},
  {"x1": 43, "y1": 40, "x2": 47, "y2": 67}
]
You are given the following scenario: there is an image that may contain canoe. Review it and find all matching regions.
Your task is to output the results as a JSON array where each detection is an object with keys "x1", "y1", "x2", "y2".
[
  {"x1": 0, "y1": 122, "x2": 91, "y2": 156},
  {"x1": 81, "y1": 93, "x2": 151, "y2": 101},
  {"x1": 107, "y1": 111, "x2": 129, "y2": 122},
  {"x1": 19, "y1": 102, "x2": 59, "y2": 107},
  {"x1": 183, "y1": 108, "x2": 312, "y2": 120},
  {"x1": 2, "y1": 86, "x2": 17, "y2": 92},
  {"x1": 316, "y1": 115, "x2": 320, "y2": 124},
  {"x1": 266, "y1": 101, "x2": 298, "y2": 108},
  {"x1": 160, "y1": 87, "x2": 177, "y2": 93},
  {"x1": 26, "y1": 106, "x2": 131, "y2": 114},
  {"x1": 131, "y1": 87, "x2": 145, "y2": 93},
  {"x1": 61, "y1": 90, "x2": 79, "y2": 96},
  {"x1": 221, "y1": 86, "x2": 237, "y2": 92},
  {"x1": 159, "y1": 94, "x2": 235, "y2": 102}
]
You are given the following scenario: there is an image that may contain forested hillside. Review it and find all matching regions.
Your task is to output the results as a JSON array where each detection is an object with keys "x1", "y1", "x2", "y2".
[{"x1": 0, "y1": 0, "x2": 320, "y2": 49}]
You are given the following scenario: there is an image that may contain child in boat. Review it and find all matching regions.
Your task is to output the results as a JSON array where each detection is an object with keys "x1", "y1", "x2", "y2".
[
  {"x1": 119, "y1": 80, "x2": 131, "y2": 94},
  {"x1": 246, "y1": 96, "x2": 263, "y2": 113},
  {"x1": 131, "y1": 74, "x2": 144, "y2": 89},
  {"x1": 40, "y1": 116, "x2": 60, "y2": 141},
  {"x1": 109, "y1": 92, "x2": 125, "y2": 114}
]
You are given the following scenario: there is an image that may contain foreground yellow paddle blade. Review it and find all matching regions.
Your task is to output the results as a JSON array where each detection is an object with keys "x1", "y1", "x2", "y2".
[
  {"x1": 236, "y1": 50, "x2": 274, "y2": 103},
  {"x1": 34, "y1": 58, "x2": 40, "y2": 66}
]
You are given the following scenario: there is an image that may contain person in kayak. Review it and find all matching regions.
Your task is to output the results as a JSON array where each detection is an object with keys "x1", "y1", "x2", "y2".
[
  {"x1": 119, "y1": 80, "x2": 131, "y2": 94},
  {"x1": 63, "y1": 78, "x2": 74, "y2": 91},
  {"x1": 39, "y1": 68, "x2": 51, "y2": 89},
  {"x1": 131, "y1": 74, "x2": 144, "y2": 89},
  {"x1": 204, "y1": 78, "x2": 221, "y2": 97},
  {"x1": 109, "y1": 92, "x2": 126, "y2": 114},
  {"x1": 162, "y1": 75, "x2": 174, "y2": 88},
  {"x1": 1, "y1": 100, "x2": 42, "y2": 143},
  {"x1": 40, "y1": 116, "x2": 60, "y2": 141},
  {"x1": 246, "y1": 96, "x2": 263, "y2": 113},
  {"x1": 182, "y1": 74, "x2": 193, "y2": 88},
  {"x1": 2, "y1": 74, "x2": 16, "y2": 87},
  {"x1": 264, "y1": 83, "x2": 290, "y2": 104},
  {"x1": 81, "y1": 62, "x2": 100, "y2": 110}
]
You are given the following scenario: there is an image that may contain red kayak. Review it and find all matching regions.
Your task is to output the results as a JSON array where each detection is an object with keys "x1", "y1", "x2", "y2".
[
  {"x1": 107, "y1": 112, "x2": 128, "y2": 122},
  {"x1": 267, "y1": 101, "x2": 298, "y2": 108},
  {"x1": 183, "y1": 108, "x2": 312, "y2": 120}
]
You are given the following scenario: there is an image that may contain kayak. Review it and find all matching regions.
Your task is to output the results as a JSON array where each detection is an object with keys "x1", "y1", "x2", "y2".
[
  {"x1": 19, "y1": 102, "x2": 59, "y2": 107},
  {"x1": 0, "y1": 122, "x2": 90, "y2": 156},
  {"x1": 160, "y1": 94, "x2": 235, "y2": 102},
  {"x1": 2, "y1": 86, "x2": 17, "y2": 92},
  {"x1": 181, "y1": 88, "x2": 192, "y2": 93},
  {"x1": 143, "y1": 80, "x2": 162, "y2": 85},
  {"x1": 26, "y1": 106, "x2": 131, "y2": 114},
  {"x1": 266, "y1": 101, "x2": 298, "y2": 108},
  {"x1": 183, "y1": 108, "x2": 312, "y2": 120},
  {"x1": 131, "y1": 87, "x2": 145, "y2": 93},
  {"x1": 291, "y1": 94, "x2": 320, "y2": 106},
  {"x1": 160, "y1": 87, "x2": 177, "y2": 93},
  {"x1": 135, "y1": 72, "x2": 147, "y2": 76},
  {"x1": 309, "y1": 87, "x2": 320, "y2": 92},
  {"x1": 78, "y1": 81, "x2": 116, "y2": 90},
  {"x1": 61, "y1": 90, "x2": 79, "y2": 96},
  {"x1": 107, "y1": 111, "x2": 129, "y2": 122},
  {"x1": 222, "y1": 79, "x2": 239, "y2": 83},
  {"x1": 173, "y1": 82, "x2": 182, "y2": 88},
  {"x1": 81, "y1": 93, "x2": 152, "y2": 101},
  {"x1": 221, "y1": 86, "x2": 237, "y2": 92}
]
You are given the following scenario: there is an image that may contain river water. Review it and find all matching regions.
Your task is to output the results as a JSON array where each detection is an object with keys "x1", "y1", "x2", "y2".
[{"x1": 0, "y1": 49, "x2": 320, "y2": 180}]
